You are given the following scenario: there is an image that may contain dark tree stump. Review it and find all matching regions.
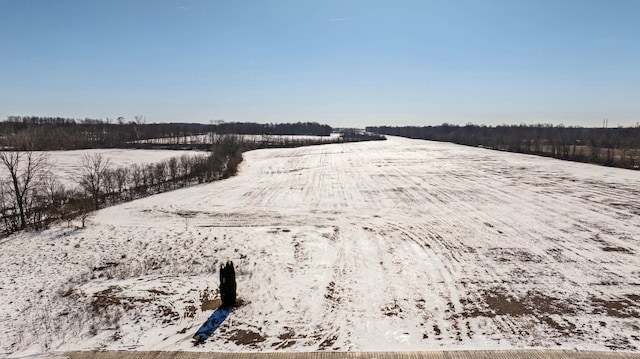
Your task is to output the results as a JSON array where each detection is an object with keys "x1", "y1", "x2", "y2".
[{"x1": 219, "y1": 261, "x2": 236, "y2": 308}]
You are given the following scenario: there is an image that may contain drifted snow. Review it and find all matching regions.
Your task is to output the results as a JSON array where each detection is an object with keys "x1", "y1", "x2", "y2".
[{"x1": 1, "y1": 137, "x2": 639, "y2": 356}]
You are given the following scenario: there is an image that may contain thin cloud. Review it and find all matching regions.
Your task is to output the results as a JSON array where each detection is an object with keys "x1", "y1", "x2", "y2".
[
  {"x1": 328, "y1": 17, "x2": 348, "y2": 22},
  {"x1": 178, "y1": 6, "x2": 188, "y2": 10}
]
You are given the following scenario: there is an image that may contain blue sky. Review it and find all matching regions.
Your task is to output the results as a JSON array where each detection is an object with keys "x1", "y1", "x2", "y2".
[{"x1": 1, "y1": 0, "x2": 638, "y2": 128}]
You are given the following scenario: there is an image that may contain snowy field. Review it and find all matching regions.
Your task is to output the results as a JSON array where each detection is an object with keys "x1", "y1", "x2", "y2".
[
  {"x1": 0, "y1": 148, "x2": 206, "y2": 187},
  {"x1": 1, "y1": 136, "x2": 639, "y2": 356}
]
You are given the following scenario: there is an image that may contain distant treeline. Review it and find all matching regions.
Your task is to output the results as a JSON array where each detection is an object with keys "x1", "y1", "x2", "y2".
[
  {"x1": 0, "y1": 116, "x2": 332, "y2": 150},
  {"x1": 366, "y1": 124, "x2": 640, "y2": 169},
  {"x1": 367, "y1": 123, "x2": 640, "y2": 169}
]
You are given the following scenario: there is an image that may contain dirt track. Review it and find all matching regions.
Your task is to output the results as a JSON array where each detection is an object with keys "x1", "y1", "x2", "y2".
[{"x1": 57, "y1": 350, "x2": 640, "y2": 359}]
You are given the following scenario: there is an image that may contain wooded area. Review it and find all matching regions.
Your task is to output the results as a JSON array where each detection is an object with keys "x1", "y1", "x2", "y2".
[
  {"x1": 367, "y1": 124, "x2": 640, "y2": 169},
  {"x1": 0, "y1": 116, "x2": 333, "y2": 150}
]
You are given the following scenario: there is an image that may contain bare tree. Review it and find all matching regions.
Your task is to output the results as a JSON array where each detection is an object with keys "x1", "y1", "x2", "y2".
[
  {"x1": 0, "y1": 150, "x2": 50, "y2": 230},
  {"x1": 134, "y1": 115, "x2": 146, "y2": 126},
  {"x1": 41, "y1": 172, "x2": 67, "y2": 222},
  {"x1": 179, "y1": 155, "x2": 193, "y2": 184},
  {"x1": 113, "y1": 167, "x2": 129, "y2": 198},
  {"x1": 0, "y1": 179, "x2": 17, "y2": 232},
  {"x1": 103, "y1": 170, "x2": 117, "y2": 205},
  {"x1": 153, "y1": 162, "x2": 167, "y2": 190},
  {"x1": 132, "y1": 115, "x2": 146, "y2": 141},
  {"x1": 76, "y1": 153, "x2": 111, "y2": 210},
  {"x1": 167, "y1": 157, "x2": 179, "y2": 185},
  {"x1": 129, "y1": 164, "x2": 141, "y2": 191}
]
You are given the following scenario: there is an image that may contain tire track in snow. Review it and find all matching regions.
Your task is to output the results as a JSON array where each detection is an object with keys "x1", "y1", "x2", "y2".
[{"x1": 381, "y1": 220, "x2": 469, "y2": 342}]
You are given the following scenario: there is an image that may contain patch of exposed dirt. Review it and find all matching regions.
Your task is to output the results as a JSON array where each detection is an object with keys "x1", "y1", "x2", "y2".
[
  {"x1": 324, "y1": 281, "x2": 340, "y2": 307},
  {"x1": 90, "y1": 285, "x2": 193, "y2": 326},
  {"x1": 487, "y1": 248, "x2": 544, "y2": 263},
  {"x1": 540, "y1": 316, "x2": 576, "y2": 334},
  {"x1": 147, "y1": 288, "x2": 173, "y2": 296},
  {"x1": 200, "y1": 287, "x2": 216, "y2": 300},
  {"x1": 545, "y1": 247, "x2": 576, "y2": 263},
  {"x1": 278, "y1": 328, "x2": 295, "y2": 341},
  {"x1": 184, "y1": 303, "x2": 197, "y2": 318},
  {"x1": 91, "y1": 286, "x2": 150, "y2": 312},
  {"x1": 157, "y1": 304, "x2": 180, "y2": 324},
  {"x1": 267, "y1": 227, "x2": 291, "y2": 234},
  {"x1": 227, "y1": 328, "x2": 266, "y2": 347},
  {"x1": 605, "y1": 336, "x2": 637, "y2": 351},
  {"x1": 601, "y1": 246, "x2": 634, "y2": 254},
  {"x1": 318, "y1": 334, "x2": 339, "y2": 350},
  {"x1": 461, "y1": 287, "x2": 576, "y2": 319},
  {"x1": 175, "y1": 210, "x2": 200, "y2": 218},
  {"x1": 627, "y1": 294, "x2": 640, "y2": 301},
  {"x1": 433, "y1": 324, "x2": 441, "y2": 337},
  {"x1": 201, "y1": 298, "x2": 221, "y2": 311},
  {"x1": 382, "y1": 299, "x2": 404, "y2": 317},
  {"x1": 200, "y1": 287, "x2": 220, "y2": 310},
  {"x1": 92, "y1": 261, "x2": 120, "y2": 272},
  {"x1": 201, "y1": 297, "x2": 245, "y2": 311},
  {"x1": 458, "y1": 287, "x2": 640, "y2": 346},
  {"x1": 591, "y1": 295, "x2": 640, "y2": 318},
  {"x1": 272, "y1": 327, "x2": 297, "y2": 349}
]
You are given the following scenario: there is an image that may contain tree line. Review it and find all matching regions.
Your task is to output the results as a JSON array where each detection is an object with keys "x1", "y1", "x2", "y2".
[
  {"x1": 0, "y1": 116, "x2": 333, "y2": 150},
  {"x1": 366, "y1": 124, "x2": 640, "y2": 169},
  {"x1": 0, "y1": 135, "x2": 243, "y2": 236}
]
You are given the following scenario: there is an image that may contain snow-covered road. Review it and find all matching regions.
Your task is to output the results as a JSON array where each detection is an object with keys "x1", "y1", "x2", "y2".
[{"x1": 1, "y1": 137, "x2": 639, "y2": 355}]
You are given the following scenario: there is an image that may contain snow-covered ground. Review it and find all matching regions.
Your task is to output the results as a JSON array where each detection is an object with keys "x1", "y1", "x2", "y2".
[{"x1": 1, "y1": 136, "x2": 639, "y2": 356}]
